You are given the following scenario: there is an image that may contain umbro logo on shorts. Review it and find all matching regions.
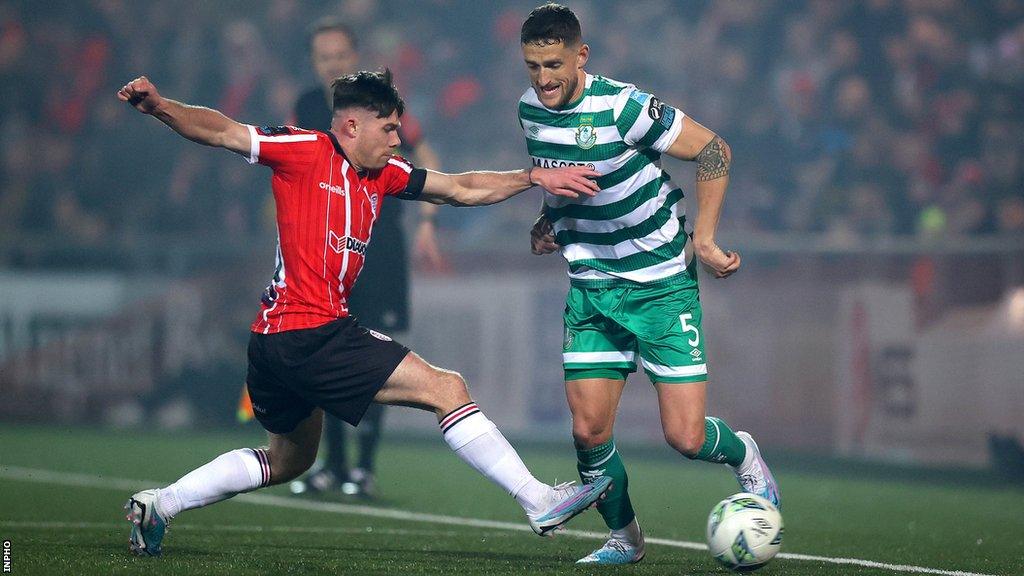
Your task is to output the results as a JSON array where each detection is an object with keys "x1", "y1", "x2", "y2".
[{"x1": 368, "y1": 330, "x2": 392, "y2": 342}]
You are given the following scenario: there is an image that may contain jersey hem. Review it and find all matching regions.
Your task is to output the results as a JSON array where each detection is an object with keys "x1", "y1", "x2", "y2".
[{"x1": 568, "y1": 268, "x2": 696, "y2": 290}]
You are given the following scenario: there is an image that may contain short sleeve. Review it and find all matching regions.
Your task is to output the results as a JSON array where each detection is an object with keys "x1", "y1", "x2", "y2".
[
  {"x1": 245, "y1": 125, "x2": 322, "y2": 176},
  {"x1": 377, "y1": 156, "x2": 426, "y2": 200},
  {"x1": 615, "y1": 89, "x2": 685, "y2": 153}
]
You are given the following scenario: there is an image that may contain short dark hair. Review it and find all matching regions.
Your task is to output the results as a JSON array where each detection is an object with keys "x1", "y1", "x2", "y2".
[
  {"x1": 331, "y1": 68, "x2": 405, "y2": 118},
  {"x1": 308, "y1": 16, "x2": 358, "y2": 51},
  {"x1": 521, "y1": 3, "x2": 581, "y2": 46}
]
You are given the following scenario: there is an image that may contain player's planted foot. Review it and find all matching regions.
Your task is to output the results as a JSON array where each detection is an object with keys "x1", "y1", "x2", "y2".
[
  {"x1": 527, "y1": 476, "x2": 613, "y2": 536},
  {"x1": 125, "y1": 489, "x2": 168, "y2": 556},
  {"x1": 732, "y1": 431, "x2": 781, "y2": 508},
  {"x1": 577, "y1": 537, "x2": 646, "y2": 565},
  {"x1": 577, "y1": 519, "x2": 645, "y2": 565}
]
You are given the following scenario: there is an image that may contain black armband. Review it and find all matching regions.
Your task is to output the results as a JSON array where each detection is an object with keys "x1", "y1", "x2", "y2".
[{"x1": 397, "y1": 168, "x2": 427, "y2": 200}]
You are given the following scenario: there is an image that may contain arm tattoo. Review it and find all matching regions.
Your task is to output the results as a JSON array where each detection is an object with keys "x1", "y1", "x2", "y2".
[{"x1": 695, "y1": 135, "x2": 730, "y2": 181}]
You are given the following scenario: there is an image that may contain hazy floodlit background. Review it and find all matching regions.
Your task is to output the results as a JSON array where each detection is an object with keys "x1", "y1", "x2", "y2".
[{"x1": 1, "y1": 1, "x2": 1022, "y2": 575}]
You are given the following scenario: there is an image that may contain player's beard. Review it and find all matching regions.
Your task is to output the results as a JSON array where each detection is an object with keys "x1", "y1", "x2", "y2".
[{"x1": 558, "y1": 75, "x2": 580, "y2": 108}]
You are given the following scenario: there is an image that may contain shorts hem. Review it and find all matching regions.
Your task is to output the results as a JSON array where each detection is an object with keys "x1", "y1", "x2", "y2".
[
  {"x1": 564, "y1": 366, "x2": 633, "y2": 381},
  {"x1": 645, "y1": 373, "x2": 708, "y2": 384}
]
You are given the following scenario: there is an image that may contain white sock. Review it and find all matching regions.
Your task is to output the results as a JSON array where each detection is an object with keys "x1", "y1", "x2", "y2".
[
  {"x1": 610, "y1": 518, "x2": 643, "y2": 545},
  {"x1": 157, "y1": 448, "x2": 270, "y2": 518},
  {"x1": 440, "y1": 402, "x2": 549, "y2": 513},
  {"x1": 733, "y1": 435, "x2": 755, "y2": 474}
]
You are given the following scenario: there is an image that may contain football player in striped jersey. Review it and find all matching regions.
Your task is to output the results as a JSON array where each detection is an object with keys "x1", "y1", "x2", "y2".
[
  {"x1": 116, "y1": 69, "x2": 610, "y2": 556},
  {"x1": 519, "y1": 3, "x2": 780, "y2": 565}
]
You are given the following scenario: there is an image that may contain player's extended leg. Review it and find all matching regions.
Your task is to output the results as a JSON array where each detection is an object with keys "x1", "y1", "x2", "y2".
[
  {"x1": 125, "y1": 410, "x2": 324, "y2": 556},
  {"x1": 374, "y1": 351, "x2": 612, "y2": 535},
  {"x1": 655, "y1": 381, "x2": 780, "y2": 506},
  {"x1": 568, "y1": 376, "x2": 646, "y2": 564}
]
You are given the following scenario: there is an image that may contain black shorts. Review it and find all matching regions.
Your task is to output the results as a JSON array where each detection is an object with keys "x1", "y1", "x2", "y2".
[{"x1": 246, "y1": 317, "x2": 409, "y2": 434}]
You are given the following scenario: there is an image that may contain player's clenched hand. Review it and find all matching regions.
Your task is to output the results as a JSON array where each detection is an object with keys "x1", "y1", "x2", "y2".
[
  {"x1": 530, "y1": 214, "x2": 559, "y2": 255},
  {"x1": 694, "y1": 240, "x2": 741, "y2": 279},
  {"x1": 117, "y1": 76, "x2": 164, "y2": 115},
  {"x1": 530, "y1": 166, "x2": 600, "y2": 199}
]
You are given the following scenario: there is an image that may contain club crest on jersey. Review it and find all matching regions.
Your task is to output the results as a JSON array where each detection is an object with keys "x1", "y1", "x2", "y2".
[
  {"x1": 370, "y1": 193, "x2": 379, "y2": 216},
  {"x1": 328, "y1": 231, "x2": 367, "y2": 255},
  {"x1": 575, "y1": 117, "x2": 597, "y2": 150}
]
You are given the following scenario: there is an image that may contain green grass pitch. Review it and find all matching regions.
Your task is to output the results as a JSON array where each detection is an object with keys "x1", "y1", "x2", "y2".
[{"x1": 0, "y1": 424, "x2": 1021, "y2": 575}]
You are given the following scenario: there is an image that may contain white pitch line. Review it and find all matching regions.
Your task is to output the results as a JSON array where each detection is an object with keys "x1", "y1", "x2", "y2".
[
  {"x1": 0, "y1": 465, "x2": 998, "y2": 576},
  {"x1": 0, "y1": 520, "x2": 469, "y2": 538}
]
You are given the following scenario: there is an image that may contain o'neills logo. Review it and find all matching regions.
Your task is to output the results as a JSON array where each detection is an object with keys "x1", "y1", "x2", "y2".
[
  {"x1": 328, "y1": 231, "x2": 367, "y2": 255},
  {"x1": 319, "y1": 181, "x2": 345, "y2": 196}
]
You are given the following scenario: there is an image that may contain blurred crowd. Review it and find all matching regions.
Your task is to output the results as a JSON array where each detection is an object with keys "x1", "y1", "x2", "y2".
[{"x1": 1, "y1": 0, "x2": 1022, "y2": 267}]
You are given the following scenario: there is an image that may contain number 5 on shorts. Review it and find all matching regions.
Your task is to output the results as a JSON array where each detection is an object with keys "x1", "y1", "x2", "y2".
[{"x1": 680, "y1": 313, "x2": 700, "y2": 347}]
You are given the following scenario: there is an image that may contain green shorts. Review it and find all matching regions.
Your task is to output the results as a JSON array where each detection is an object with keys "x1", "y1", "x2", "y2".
[{"x1": 562, "y1": 276, "x2": 708, "y2": 384}]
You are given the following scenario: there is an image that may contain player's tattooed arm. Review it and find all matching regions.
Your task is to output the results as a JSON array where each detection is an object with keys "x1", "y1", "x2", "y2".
[
  {"x1": 663, "y1": 116, "x2": 740, "y2": 278},
  {"x1": 665, "y1": 116, "x2": 732, "y2": 179},
  {"x1": 695, "y1": 135, "x2": 731, "y2": 181}
]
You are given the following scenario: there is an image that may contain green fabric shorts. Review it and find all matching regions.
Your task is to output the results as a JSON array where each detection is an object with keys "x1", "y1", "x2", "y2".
[{"x1": 562, "y1": 275, "x2": 708, "y2": 384}]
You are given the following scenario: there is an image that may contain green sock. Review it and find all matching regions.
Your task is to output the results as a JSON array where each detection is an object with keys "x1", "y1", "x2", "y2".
[
  {"x1": 577, "y1": 439, "x2": 635, "y2": 530},
  {"x1": 694, "y1": 416, "x2": 747, "y2": 467}
]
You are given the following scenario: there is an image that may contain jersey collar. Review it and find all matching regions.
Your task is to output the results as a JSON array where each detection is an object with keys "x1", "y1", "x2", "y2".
[{"x1": 327, "y1": 130, "x2": 366, "y2": 176}]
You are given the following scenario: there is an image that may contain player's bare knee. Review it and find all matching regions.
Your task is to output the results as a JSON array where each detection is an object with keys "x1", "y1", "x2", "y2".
[
  {"x1": 433, "y1": 369, "x2": 470, "y2": 407},
  {"x1": 572, "y1": 422, "x2": 613, "y2": 449},
  {"x1": 665, "y1": 427, "x2": 705, "y2": 459}
]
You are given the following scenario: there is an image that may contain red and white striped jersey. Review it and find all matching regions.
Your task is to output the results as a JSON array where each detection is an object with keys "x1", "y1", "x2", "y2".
[{"x1": 244, "y1": 125, "x2": 425, "y2": 334}]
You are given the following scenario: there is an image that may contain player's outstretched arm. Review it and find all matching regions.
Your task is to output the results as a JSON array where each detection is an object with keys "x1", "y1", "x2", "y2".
[
  {"x1": 117, "y1": 76, "x2": 250, "y2": 156},
  {"x1": 664, "y1": 116, "x2": 740, "y2": 279},
  {"x1": 418, "y1": 165, "x2": 599, "y2": 207}
]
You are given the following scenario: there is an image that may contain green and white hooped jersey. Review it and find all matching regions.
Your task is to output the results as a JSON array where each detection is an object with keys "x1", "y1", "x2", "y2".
[{"x1": 519, "y1": 73, "x2": 692, "y2": 288}]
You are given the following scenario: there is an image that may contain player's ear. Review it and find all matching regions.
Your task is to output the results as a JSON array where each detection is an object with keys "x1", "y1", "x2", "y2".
[
  {"x1": 577, "y1": 43, "x2": 589, "y2": 68},
  {"x1": 335, "y1": 113, "x2": 358, "y2": 138}
]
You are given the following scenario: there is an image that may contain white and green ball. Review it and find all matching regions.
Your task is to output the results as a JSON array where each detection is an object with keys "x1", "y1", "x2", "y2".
[{"x1": 706, "y1": 493, "x2": 784, "y2": 572}]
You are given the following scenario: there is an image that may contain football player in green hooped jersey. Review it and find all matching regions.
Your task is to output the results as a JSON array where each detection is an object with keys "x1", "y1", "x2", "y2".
[{"x1": 519, "y1": 3, "x2": 781, "y2": 565}]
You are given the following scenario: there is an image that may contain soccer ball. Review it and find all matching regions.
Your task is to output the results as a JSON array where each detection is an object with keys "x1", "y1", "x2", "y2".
[{"x1": 706, "y1": 493, "x2": 783, "y2": 572}]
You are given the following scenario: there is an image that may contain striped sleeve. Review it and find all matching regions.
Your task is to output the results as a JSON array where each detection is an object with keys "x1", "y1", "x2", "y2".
[
  {"x1": 245, "y1": 125, "x2": 322, "y2": 176},
  {"x1": 379, "y1": 155, "x2": 426, "y2": 200},
  {"x1": 615, "y1": 89, "x2": 685, "y2": 153}
]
